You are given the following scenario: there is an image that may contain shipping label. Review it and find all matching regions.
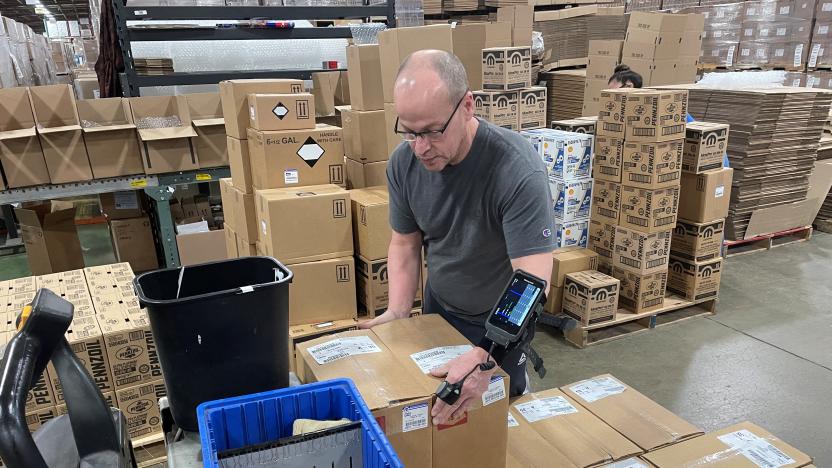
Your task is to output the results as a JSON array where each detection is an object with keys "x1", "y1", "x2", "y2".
[
  {"x1": 514, "y1": 395, "x2": 578, "y2": 423},
  {"x1": 717, "y1": 429, "x2": 795, "y2": 468},
  {"x1": 402, "y1": 403, "x2": 429, "y2": 433},
  {"x1": 569, "y1": 376, "x2": 627, "y2": 402},
  {"x1": 409, "y1": 345, "x2": 472, "y2": 374},
  {"x1": 306, "y1": 336, "x2": 382, "y2": 365},
  {"x1": 507, "y1": 412, "x2": 519, "y2": 427},
  {"x1": 482, "y1": 376, "x2": 507, "y2": 406}
]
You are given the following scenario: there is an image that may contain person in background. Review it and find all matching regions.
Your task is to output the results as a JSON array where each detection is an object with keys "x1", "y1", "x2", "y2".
[{"x1": 607, "y1": 64, "x2": 729, "y2": 168}]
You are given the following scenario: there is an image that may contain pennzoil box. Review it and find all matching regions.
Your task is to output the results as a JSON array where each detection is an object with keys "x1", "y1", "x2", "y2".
[
  {"x1": 621, "y1": 140, "x2": 683, "y2": 190},
  {"x1": 619, "y1": 186, "x2": 680, "y2": 234},
  {"x1": 667, "y1": 256, "x2": 722, "y2": 302},
  {"x1": 613, "y1": 226, "x2": 672, "y2": 275},
  {"x1": 47, "y1": 316, "x2": 114, "y2": 403},
  {"x1": 247, "y1": 124, "x2": 345, "y2": 189},
  {"x1": 622, "y1": 89, "x2": 687, "y2": 143},
  {"x1": 115, "y1": 379, "x2": 167, "y2": 440},
  {"x1": 592, "y1": 179, "x2": 621, "y2": 224},
  {"x1": 612, "y1": 267, "x2": 667, "y2": 314},
  {"x1": 562, "y1": 270, "x2": 620, "y2": 326},
  {"x1": 588, "y1": 218, "x2": 616, "y2": 274},
  {"x1": 593, "y1": 135, "x2": 624, "y2": 183}
]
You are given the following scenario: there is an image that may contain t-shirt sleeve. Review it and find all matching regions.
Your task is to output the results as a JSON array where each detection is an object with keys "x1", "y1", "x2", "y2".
[
  {"x1": 501, "y1": 170, "x2": 556, "y2": 258},
  {"x1": 386, "y1": 153, "x2": 420, "y2": 234}
]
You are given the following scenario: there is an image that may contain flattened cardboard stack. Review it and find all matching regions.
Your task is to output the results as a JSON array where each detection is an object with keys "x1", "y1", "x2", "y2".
[
  {"x1": 542, "y1": 69, "x2": 586, "y2": 123},
  {"x1": 736, "y1": 0, "x2": 812, "y2": 71},
  {"x1": 134, "y1": 57, "x2": 174, "y2": 75},
  {"x1": 533, "y1": 7, "x2": 627, "y2": 69},
  {"x1": 686, "y1": 3, "x2": 743, "y2": 69}
]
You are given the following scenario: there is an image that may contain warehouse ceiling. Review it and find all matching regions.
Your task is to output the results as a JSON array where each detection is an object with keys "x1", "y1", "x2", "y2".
[{"x1": 0, "y1": 0, "x2": 92, "y2": 33}]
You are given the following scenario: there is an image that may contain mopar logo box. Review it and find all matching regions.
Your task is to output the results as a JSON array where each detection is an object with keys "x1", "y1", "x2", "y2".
[
  {"x1": 683, "y1": 121, "x2": 728, "y2": 173},
  {"x1": 562, "y1": 270, "x2": 620, "y2": 326},
  {"x1": 482, "y1": 46, "x2": 532, "y2": 90},
  {"x1": 670, "y1": 219, "x2": 724, "y2": 262},
  {"x1": 667, "y1": 256, "x2": 723, "y2": 302}
]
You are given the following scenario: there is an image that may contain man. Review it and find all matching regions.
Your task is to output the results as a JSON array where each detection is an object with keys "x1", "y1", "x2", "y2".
[{"x1": 358, "y1": 50, "x2": 555, "y2": 425}]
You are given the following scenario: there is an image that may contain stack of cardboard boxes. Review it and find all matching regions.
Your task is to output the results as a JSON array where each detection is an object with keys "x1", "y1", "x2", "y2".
[
  {"x1": 689, "y1": 3, "x2": 743, "y2": 69},
  {"x1": 474, "y1": 45, "x2": 547, "y2": 131},
  {"x1": 736, "y1": 0, "x2": 812, "y2": 70},
  {"x1": 583, "y1": 40, "x2": 623, "y2": 118},
  {"x1": 589, "y1": 88, "x2": 688, "y2": 316},
  {"x1": 810, "y1": 1, "x2": 832, "y2": 70},
  {"x1": 100, "y1": 191, "x2": 159, "y2": 273},
  {"x1": 621, "y1": 12, "x2": 704, "y2": 87}
]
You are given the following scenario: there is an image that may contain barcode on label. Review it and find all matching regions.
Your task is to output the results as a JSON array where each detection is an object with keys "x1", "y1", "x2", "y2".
[
  {"x1": 717, "y1": 430, "x2": 796, "y2": 468},
  {"x1": 515, "y1": 395, "x2": 578, "y2": 423},
  {"x1": 795, "y1": 44, "x2": 804, "y2": 67},
  {"x1": 569, "y1": 376, "x2": 627, "y2": 403},
  {"x1": 482, "y1": 376, "x2": 506, "y2": 406},
  {"x1": 402, "y1": 403, "x2": 429, "y2": 433},
  {"x1": 727, "y1": 46, "x2": 735, "y2": 66}
]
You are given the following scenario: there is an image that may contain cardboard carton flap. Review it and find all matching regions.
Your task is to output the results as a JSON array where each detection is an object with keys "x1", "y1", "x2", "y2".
[
  {"x1": 192, "y1": 117, "x2": 225, "y2": 127},
  {"x1": 0, "y1": 127, "x2": 37, "y2": 140},
  {"x1": 137, "y1": 126, "x2": 198, "y2": 141},
  {"x1": 38, "y1": 124, "x2": 82, "y2": 134},
  {"x1": 82, "y1": 123, "x2": 137, "y2": 133},
  {"x1": 14, "y1": 208, "x2": 43, "y2": 227}
]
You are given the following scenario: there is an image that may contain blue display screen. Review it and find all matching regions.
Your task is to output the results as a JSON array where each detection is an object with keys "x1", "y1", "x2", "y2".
[{"x1": 488, "y1": 275, "x2": 543, "y2": 335}]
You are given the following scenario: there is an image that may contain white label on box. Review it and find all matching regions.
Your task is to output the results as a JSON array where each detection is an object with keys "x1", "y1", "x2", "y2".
[
  {"x1": 712, "y1": 49, "x2": 720, "y2": 57},
  {"x1": 810, "y1": 44, "x2": 822, "y2": 67},
  {"x1": 716, "y1": 8, "x2": 725, "y2": 17},
  {"x1": 775, "y1": 49, "x2": 785, "y2": 57},
  {"x1": 727, "y1": 45, "x2": 736, "y2": 66},
  {"x1": 795, "y1": 44, "x2": 804, "y2": 67},
  {"x1": 822, "y1": 25, "x2": 830, "y2": 35},
  {"x1": 742, "y1": 48, "x2": 751, "y2": 57},
  {"x1": 507, "y1": 412, "x2": 519, "y2": 427},
  {"x1": 284, "y1": 169, "x2": 299, "y2": 185},
  {"x1": 779, "y1": 5, "x2": 790, "y2": 14},
  {"x1": 715, "y1": 185, "x2": 725, "y2": 198},
  {"x1": 93, "y1": 89, "x2": 100, "y2": 99},
  {"x1": 482, "y1": 376, "x2": 506, "y2": 406},
  {"x1": 825, "y1": 2, "x2": 832, "y2": 10},
  {"x1": 515, "y1": 396, "x2": 578, "y2": 423},
  {"x1": 603, "y1": 458, "x2": 651, "y2": 468},
  {"x1": 746, "y1": 7, "x2": 756, "y2": 15},
  {"x1": 717, "y1": 430, "x2": 795, "y2": 468},
  {"x1": 742, "y1": 28, "x2": 752, "y2": 37},
  {"x1": 410, "y1": 345, "x2": 472, "y2": 374},
  {"x1": 307, "y1": 336, "x2": 382, "y2": 365},
  {"x1": 133, "y1": 9, "x2": 147, "y2": 14},
  {"x1": 261, "y1": 220, "x2": 267, "y2": 235},
  {"x1": 793, "y1": 78, "x2": 802, "y2": 86},
  {"x1": 113, "y1": 191, "x2": 139, "y2": 210},
  {"x1": 402, "y1": 403, "x2": 429, "y2": 432},
  {"x1": 776, "y1": 27, "x2": 787, "y2": 36},
  {"x1": 249, "y1": 105, "x2": 256, "y2": 121},
  {"x1": 569, "y1": 376, "x2": 627, "y2": 403}
]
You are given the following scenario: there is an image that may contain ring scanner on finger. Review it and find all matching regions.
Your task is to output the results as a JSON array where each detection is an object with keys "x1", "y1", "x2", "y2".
[{"x1": 435, "y1": 270, "x2": 547, "y2": 406}]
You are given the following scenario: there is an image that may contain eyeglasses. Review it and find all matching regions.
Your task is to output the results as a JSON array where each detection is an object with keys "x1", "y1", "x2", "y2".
[{"x1": 394, "y1": 91, "x2": 468, "y2": 142}]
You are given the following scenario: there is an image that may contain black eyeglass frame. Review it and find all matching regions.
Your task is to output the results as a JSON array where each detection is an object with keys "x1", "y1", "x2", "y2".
[{"x1": 393, "y1": 90, "x2": 469, "y2": 142}]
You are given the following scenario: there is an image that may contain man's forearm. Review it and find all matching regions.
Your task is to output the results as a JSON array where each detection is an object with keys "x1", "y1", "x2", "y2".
[{"x1": 387, "y1": 241, "x2": 422, "y2": 318}]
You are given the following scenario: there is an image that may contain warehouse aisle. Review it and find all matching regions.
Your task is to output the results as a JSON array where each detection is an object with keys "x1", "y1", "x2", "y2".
[{"x1": 532, "y1": 231, "x2": 832, "y2": 466}]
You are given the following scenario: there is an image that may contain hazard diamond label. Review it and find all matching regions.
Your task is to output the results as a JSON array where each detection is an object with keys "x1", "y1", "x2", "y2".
[
  {"x1": 272, "y1": 103, "x2": 289, "y2": 120},
  {"x1": 297, "y1": 137, "x2": 325, "y2": 167}
]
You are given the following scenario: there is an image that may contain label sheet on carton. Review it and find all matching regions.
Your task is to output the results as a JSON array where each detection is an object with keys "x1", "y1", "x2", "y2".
[
  {"x1": 507, "y1": 412, "x2": 519, "y2": 427},
  {"x1": 717, "y1": 430, "x2": 795, "y2": 468},
  {"x1": 402, "y1": 403, "x2": 429, "y2": 432},
  {"x1": 569, "y1": 376, "x2": 626, "y2": 402},
  {"x1": 410, "y1": 345, "x2": 472, "y2": 373},
  {"x1": 515, "y1": 396, "x2": 578, "y2": 423},
  {"x1": 307, "y1": 336, "x2": 382, "y2": 364},
  {"x1": 481, "y1": 375, "x2": 507, "y2": 406},
  {"x1": 604, "y1": 458, "x2": 650, "y2": 468}
]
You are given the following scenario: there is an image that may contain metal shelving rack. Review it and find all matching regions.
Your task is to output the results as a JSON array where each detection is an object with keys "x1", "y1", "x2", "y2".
[{"x1": 112, "y1": 2, "x2": 397, "y2": 97}]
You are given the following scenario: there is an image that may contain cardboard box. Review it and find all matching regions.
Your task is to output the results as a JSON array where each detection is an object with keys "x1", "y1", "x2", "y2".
[
  {"x1": 128, "y1": 95, "x2": 199, "y2": 174},
  {"x1": 588, "y1": 218, "x2": 616, "y2": 274},
  {"x1": 497, "y1": 5, "x2": 533, "y2": 47},
  {"x1": 589, "y1": 39, "x2": 624, "y2": 58},
  {"x1": 482, "y1": 47, "x2": 532, "y2": 91},
  {"x1": 349, "y1": 186, "x2": 390, "y2": 261},
  {"x1": 678, "y1": 168, "x2": 733, "y2": 223},
  {"x1": 24, "y1": 369, "x2": 57, "y2": 413},
  {"x1": 74, "y1": 77, "x2": 99, "y2": 100},
  {"x1": 594, "y1": 135, "x2": 623, "y2": 183},
  {"x1": 551, "y1": 178, "x2": 593, "y2": 222},
  {"x1": 561, "y1": 374, "x2": 703, "y2": 452},
  {"x1": 175, "y1": 230, "x2": 227, "y2": 267},
  {"x1": 622, "y1": 90, "x2": 688, "y2": 143},
  {"x1": 29, "y1": 85, "x2": 93, "y2": 183},
  {"x1": 643, "y1": 421, "x2": 811, "y2": 468},
  {"x1": 219, "y1": 79, "x2": 304, "y2": 139},
  {"x1": 592, "y1": 179, "x2": 621, "y2": 223},
  {"x1": 555, "y1": 219, "x2": 589, "y2": 249},
  {"x1": 221, "y1": 178, "x2": 257, "y2": 243},
  {"x1": 522, "y1": 128, "x2": 593, "y2": 180},
  {"x1": 682, "y1": 121, "x2": 727, "y2": 174},
  {"x1": 612, "y1": 226, "x2": 672, "y2": 275},
  {"x1": 286, "y1": 256, "x2": 357, "y2": 326},
  {"x1": 287, "y1": 318, "x2": 358, "y2": 375},
  {"x1": 227, "y1": 136, "x2": 252, "y2": 192},
  {"x1": 248, "y1": 92, "x2": 315, "y2": 131},
  {"x1": 621, "y1": 140, "x2": 683, "y2": 189},
  {"x1": 372, "y1": 315, "x2": 510, "y2": 468},
  {"x1": 15, "y1": 201, "x2": 85, "y2": 275},
  {"x1": 342, "y1": 108, "x2": 388, "y2": 163},
  {"x1": 619, "y1": 186, "x2": 679, "y2": 233},
  {"x1": 0, "y1": 87, "x2": 50, "y2": 188},
  {"x1": 378, "y1": 25, "x2": 454, "y2": 103},
  {"x1": 96, "y1": 308, "x2": 154, "y2": 389},
  {"x1": 311, "y1": 71, "x2": 349, "y2": 117},
  {"x1": 612, "y1": 267, "x2": 666, "y2": 313},
  {"x1": 48, "y1": 316, "x2": 114, "y2": 401},
  {"x1": 76, "y1": 98, "x2": 143, "y2": 179},
  {"x1": 115, "y1": 380, "x2": 167, "y2": 440},
  {"x1": 346, "y1": 45, "x2": 384, "y2": 111},
  {"x1": 235, "y1": 235, "x2": 256, "y2": 258},
  {"x1": 247, "y1": 125, "x2": 345, "y2": 189},
  {"x1": 453, "y1": 22, "x2": 513, "y2": 91},
  {"x1": 508, "y1": 388, "x2": 642, "y2": 467},
  {"x1": 109, "y1": 216, "x2": 158, "y2": 273},
  {"x1": 256, "y1": 184, "x2": 353, "y2": 264},
  {"x1": 57, "y1": 391, "x2": 115, "y2": 416},
  {"x1": 551, "y1": 248, "x2": 599, "y2": 287},
  {"x1": 296, "y1": 330, "x2": 434, "y2": 467},
  {"x1": 99, "y1": 191, "x2": 143, "y2": 220},
  {"x1": 356, "y1": 256, "x2": 422, "y2": 318},
  {"x1": 25, "y1": 406, "x2": 59, "y2": 433},
  {"x1": 542, "y1": 286, "x2": 563, "y2": 315},
  {"x1": 670, "y1": 219, "x2": 724, "y2": 262},
  {"x1": 224, "y1": 224, "x2": 239, "y2": 258},
  {"x1": 563, "y1": 270, "x2": 620, "y2": 325},
  {"x1": 550, "y1": 118, "x2": 597, "y2": 135},
  {"x1": 345, "y1": 158, "x2": 387, "y2": 190},
  {"x1": 667, "y1": 256, "x2": 722, "y2": 302},
  {"x1": 597, "y1": 89, "x2": 635, "y2": 138},
  {"x1": 473, "y1": 90, "x2": 519, "y2": 131},
  {"x1": 518, "y1": 87, "x2": 547, "y2": 130},
  {"x1": 185, "y1": 92, "x2": 227, "y2": 169},
  {"x1": 384, "y1": 102, "x2": 401, "y2": 154}
]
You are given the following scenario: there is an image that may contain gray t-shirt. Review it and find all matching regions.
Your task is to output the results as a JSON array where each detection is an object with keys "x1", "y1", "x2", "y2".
[{"x1": 387, "y1": 119, "x2": 555, "y2": 322}]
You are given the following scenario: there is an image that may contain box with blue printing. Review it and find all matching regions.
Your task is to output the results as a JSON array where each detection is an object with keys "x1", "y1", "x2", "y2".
[
  {"x1": 555, "y1": 219, "x2": 589, "y2": 249},
  {"x1": 551, "y1": 178, "x2": 593, "y2": 223},
  {"x1": 521, "y1": 129, "x2": 593, "y2": 180}
]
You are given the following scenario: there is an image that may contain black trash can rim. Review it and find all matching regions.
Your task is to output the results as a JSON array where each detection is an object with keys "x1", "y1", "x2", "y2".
[{"x1": 133, "y1": 256, "x2": 293, "y2": 307}]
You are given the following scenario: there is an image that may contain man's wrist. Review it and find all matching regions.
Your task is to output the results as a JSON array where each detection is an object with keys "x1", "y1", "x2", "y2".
[{"x1": 387, "y1": 308, "x2": 411, "y2": 319}]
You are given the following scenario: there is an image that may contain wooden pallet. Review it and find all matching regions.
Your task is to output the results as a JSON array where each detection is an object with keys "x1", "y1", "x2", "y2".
[
  {"x1": 562, "y1": 293, "x2": 717, "y2": 348},
  {"x1": 133, "y1": 432, "x2": 166, "y2": 468},
  {"x1": 724, "y1": 226, "x2": 813, "y2": 257},
  {"x1": 814, "y1": 218, "x2": 832, "y2": 234}
]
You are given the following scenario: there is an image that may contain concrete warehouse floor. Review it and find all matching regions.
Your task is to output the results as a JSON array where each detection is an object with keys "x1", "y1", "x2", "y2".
[{"x1": 1, "y1": 225, "x2": 830, "y2": 464}]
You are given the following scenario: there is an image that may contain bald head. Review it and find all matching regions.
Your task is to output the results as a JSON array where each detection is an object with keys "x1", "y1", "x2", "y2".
[{"x1": 395, "y1": 50, "x2": 469, "y2": 105}]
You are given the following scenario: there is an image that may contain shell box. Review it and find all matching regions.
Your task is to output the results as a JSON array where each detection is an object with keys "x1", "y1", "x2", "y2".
[
  {"x1": 667, "y1": 256, "x2": 723, "y2": 302},
  {"x1": 621, "y1": 139, "x2": 683, "y2": 189},
  {"x1": 115, "y1": 380, "x2": 167, "y2": 440},
  {"x1": 555, "y1": 219, "x2": 589, "y2": 249},
  {"x1": 482, "y1": 46, "x2": 532, "y2": 90},
  {"x1": 473, "y1": 90, "x2": 519, "y2": 131},
  {"x1": 683, "y1": 121, "x2": 729, "y2": 173},
  {"x1": 591, "y1": 179, "x2": 620, "y2": 223},
  {"x1": 593, "y1": 135, "x2": 624, "y2": 182},
  {"x1": 551, "y1": 178, "x2": 593, "y2": 222},
  {"x1": 588, "y1": 218, "x2": 616, "y2": 274},
  {"x1": 613, "y1": 267, "x2": 667, "y2": 314},
  {"x1": 562, "y1": 270, "x2": 620, "y2": 326},
  {"x1": 622, "y1": 89, "x2": 688, "y2": 143},
  {"x1": 670, "y1": 219, "x2": 724, "y2": 262},
  {"x1": 521, "y1": 128, "x2": 593, "y2": 180},
  {"x1": 519, "y1": 87, "x2": 547, "y2": 130},
  {"x1": 619, "y1": 185, "x2": 680, "y2": 234},
  {"x1": 613, "y1": 226, "x2": 672, "y2": 275}
]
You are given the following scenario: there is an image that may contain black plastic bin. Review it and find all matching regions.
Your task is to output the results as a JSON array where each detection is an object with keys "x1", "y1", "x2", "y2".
[{"x1": 133, "y1": 256, "x2": 292, "y2": 432}]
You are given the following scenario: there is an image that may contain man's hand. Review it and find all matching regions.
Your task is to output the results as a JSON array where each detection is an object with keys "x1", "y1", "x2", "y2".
[
  {"x1": 357, "y1": 310, "x2": 405, "y2": 329},
  {"x1": 429, "y1": 346, "x2": 495, "y2": 425}
]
